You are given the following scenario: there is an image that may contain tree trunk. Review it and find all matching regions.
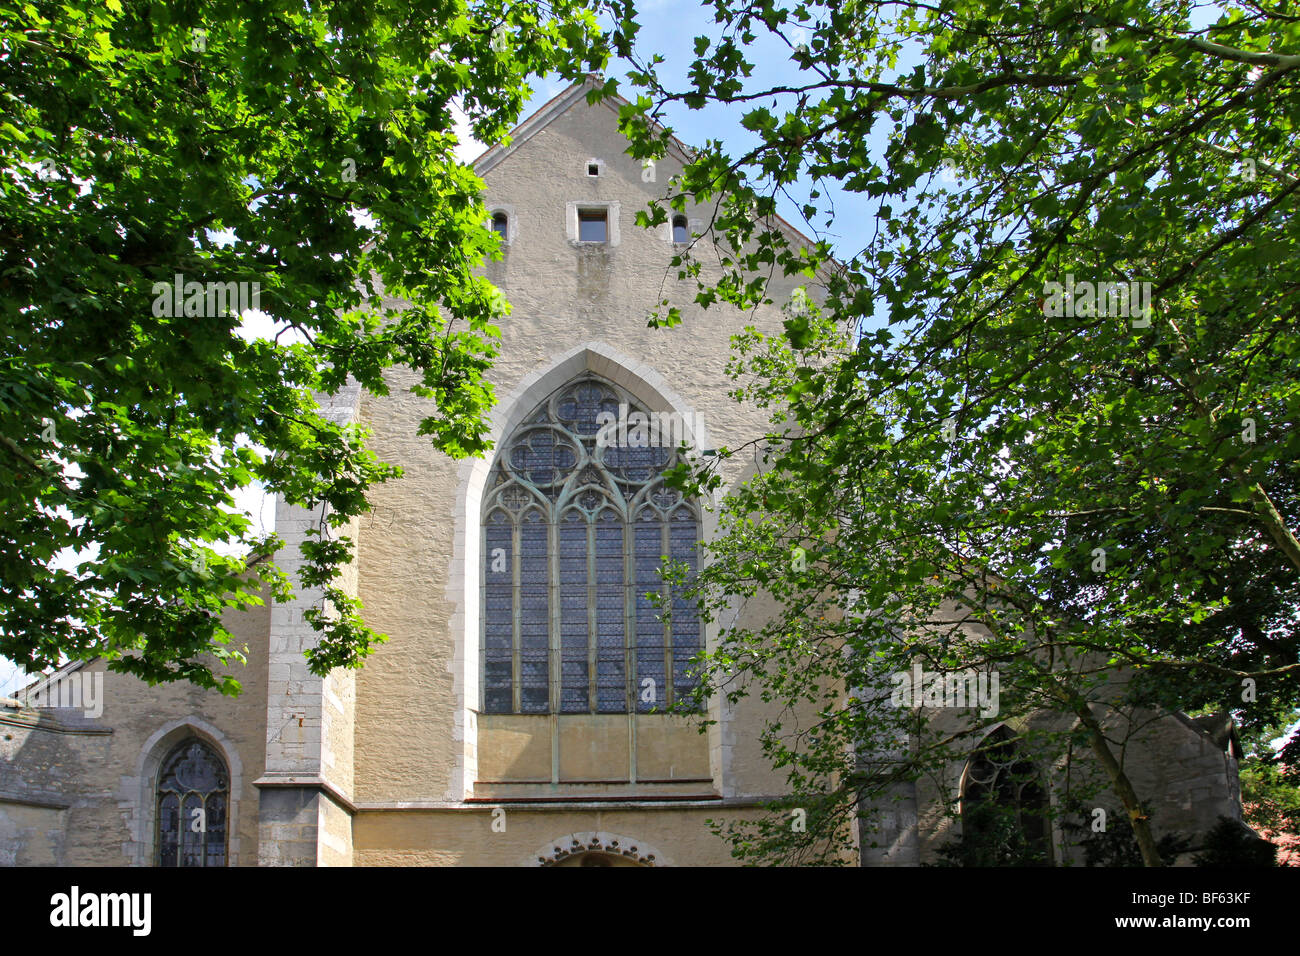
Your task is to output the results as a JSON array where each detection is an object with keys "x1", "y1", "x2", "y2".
[{"x1": 1075, "y1": 704, "x2": 1164, "y2": 867}]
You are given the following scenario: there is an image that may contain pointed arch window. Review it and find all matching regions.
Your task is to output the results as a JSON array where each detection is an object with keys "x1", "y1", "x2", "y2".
[
  {"x1": 156, "y1": 738, "x2": 229, "y2": 867},
  {"x1": 482, "y1": 375, "x2": 701, "y2": 714},
  {"x1": 960, "y1": 727, "x2": 1052, "y2": 865}
]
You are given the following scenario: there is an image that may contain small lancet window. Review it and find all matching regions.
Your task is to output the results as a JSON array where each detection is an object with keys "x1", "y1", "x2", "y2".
[
  {"x1": 156, "y1": 738, "x2": 229, "y2": 867},
  {"x1": 672, "y1": 215, "x2": 689, "y2": 244}
]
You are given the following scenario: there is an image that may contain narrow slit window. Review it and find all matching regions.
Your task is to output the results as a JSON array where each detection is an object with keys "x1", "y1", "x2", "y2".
[
  {"x1": 578, "y1": 209, "x2": 608, "y2": 243},
  {"x1": 672, "y1": 215, "x2": 689, "y2": 244}
]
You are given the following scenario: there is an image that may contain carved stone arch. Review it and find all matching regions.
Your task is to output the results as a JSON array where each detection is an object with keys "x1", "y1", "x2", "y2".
[
  {"x1": 122, "y1": 717, "x2": 243, "y2": 866},
  {"x1": 531, "y1": 831, "x2": 672, "y2": 867},
  {"x1": 446, "y1": 343, "x2": 712, "y2": 799},
  {"x1": 562, "y1": 459, "x2": 620, "y2": 512}
]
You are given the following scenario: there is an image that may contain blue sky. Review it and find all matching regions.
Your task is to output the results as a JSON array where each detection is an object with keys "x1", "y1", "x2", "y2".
[{"x1": 512, "y1": 0, "x2": 885, "y2": 259}]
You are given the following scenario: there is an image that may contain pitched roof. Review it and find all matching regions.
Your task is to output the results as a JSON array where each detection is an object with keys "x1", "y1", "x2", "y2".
[
  {"x1": 471, "y1": 74, "x2": 692, "y2": 175},
  {"x1": 471, "y1": 75, "x2": 833, "y2": 270}
]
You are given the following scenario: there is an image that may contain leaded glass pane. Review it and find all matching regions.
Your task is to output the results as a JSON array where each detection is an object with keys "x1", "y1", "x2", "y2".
[
  {"x1": 670, "y1": 506, "x2": 702, "y2": 708},
  {"x1": 634, "y1": 512, "x2": 665, "y2": 713},
  {"x1": 484, "y1": 661, "x2": 513, "y2": 713},
  {"x1": 520, "y1": 662, "x2": 548, "y2": 712},
  {"x1": 158, "y1": 794, "x2": 179, "y2": 867},
  {"x1": 519, "y1": 511, "x2": 547, "y2": 582},
  {"x1": 603, "y1": 443, "x2": 671, "y2": 485},
  {"x1": 483, "y1": 513, "x2": 514, "y2": 714},
  {"x1": 205, "y1": 794, "x2": 227, "y2": 867},
  {"x1": 180, "y1": 793, "x2": 204, "y2": 866},
  {"x1": 509, "y1": 429, "x2": 577, "y2": 494},
  {"x1": 595, "y1": 510, "x2": 626, "y2": 712},
  {"x1": 556, "y1": 381, "x2": 619, "y2": 437},
  {"x1": 560, "y1": 512, "x2": 589, "y2": 712},
  {"x1": 519, "y1": 579, "x2": 549, "y2": 714}
]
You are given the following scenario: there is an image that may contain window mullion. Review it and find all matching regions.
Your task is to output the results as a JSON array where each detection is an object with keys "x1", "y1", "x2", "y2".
[
  {"x1": 587, "y1": 516, "x2": 597, "y2": 712},
  {"x1": 623, "y1": 507, "x2": 634, "y2": 713},
  {"x1": 661, "y1": 515, "x2": 672, "y2": 709},
  {"x1": 512, "y1": 516, "x2": 521, "y2": 714}
]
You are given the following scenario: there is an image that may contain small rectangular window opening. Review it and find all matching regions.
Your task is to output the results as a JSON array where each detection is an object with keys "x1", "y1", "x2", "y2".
[
  {"x1": 587, "y1": 163, "x2": 600, "y2": 176},
  {"x1": 578, "y1": 209, "x2": 607, "y2": 242},
  {"x1": 672, "y1": 215, "x2": 689, "y2": 244}
]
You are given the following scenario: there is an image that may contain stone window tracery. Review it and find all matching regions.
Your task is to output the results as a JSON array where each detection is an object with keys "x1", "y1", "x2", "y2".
[
  {"x1": 482, "y1": 375, "x2": 701, "y2": 714},
  {"x1": 156, "y1": 738, "x2": 229, "y2": 867}
]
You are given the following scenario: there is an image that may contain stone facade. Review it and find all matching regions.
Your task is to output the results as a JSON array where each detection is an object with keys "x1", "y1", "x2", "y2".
[
  {"x1": 2, "y1": 596, "x2": 268, "y2": 866},
  {"x1": 0, "y1": 77, "x2": 1246, "y2": 867}
]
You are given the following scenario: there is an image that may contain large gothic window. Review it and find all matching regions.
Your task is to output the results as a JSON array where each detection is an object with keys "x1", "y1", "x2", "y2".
[
  {"x1": 156, "y1": 738, "x2": 229, "y2": 867},
  {"x1": 482, "y1": 375, "x2": 701, "y2": 714}
]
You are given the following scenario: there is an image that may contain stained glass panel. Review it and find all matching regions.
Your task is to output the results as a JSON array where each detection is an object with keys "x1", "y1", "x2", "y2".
[
  {"x1": 560, "y1": 512, "x2": 589, "y2": 712},
  {"x1": 156, "y1": 739, "x2": 228, "y2": 867},
  {"x1": 635, "y1": 512, "x2": 665, "y2": 713},
  {"x1": 481, "y1": 375, "x2": 701, "y2": 714},
  {"x1": 670, "y1": 506, "x2": 702, "y2": 708},
  {"x1": 483, "y1": 513, "x2": 514, "y2": 713},
  {"x1": 158, "y1": 794, "x2": 179, "y2": 867},
  {"x1": 595, "y1": 510, "x2": 626, "y2": 712}
]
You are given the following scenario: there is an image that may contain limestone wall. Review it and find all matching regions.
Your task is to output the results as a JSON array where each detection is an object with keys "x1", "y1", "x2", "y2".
[
  {"x1": 352, "y1": 803, "x2": 790, "y2": 866},
  {"x1": 348, "y1": 82, "x2": 816, "y2": 870},
  {"x1": 0, "y1": 588, "x2": 271, "y2": 865}
]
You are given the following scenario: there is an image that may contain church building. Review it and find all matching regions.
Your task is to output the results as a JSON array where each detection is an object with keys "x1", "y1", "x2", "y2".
[{"x1": 0, "y1": 77, "x2": 1246, "y2": 867}]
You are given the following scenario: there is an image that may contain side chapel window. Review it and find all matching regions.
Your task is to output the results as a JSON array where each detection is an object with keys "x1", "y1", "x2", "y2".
[
  {"x1": 960, "y1": 727, "x2": 1052, "y2": 865},
  {"x1": 156, "y1": 738, "x2": 229, "y2": 867},
  {"x1": 481, "y1": 375, "x2": 701, "y2": 714}
]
